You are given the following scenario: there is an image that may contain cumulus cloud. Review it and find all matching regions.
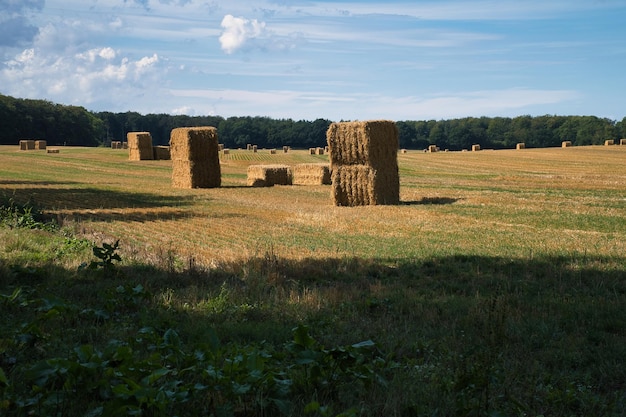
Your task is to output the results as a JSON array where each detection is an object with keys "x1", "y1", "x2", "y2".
[{"x1": 219, "y1": 14, "x2": 267, "y2": 54}]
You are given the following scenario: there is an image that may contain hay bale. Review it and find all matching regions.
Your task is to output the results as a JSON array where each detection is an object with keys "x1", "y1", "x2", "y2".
[
  {"x1": 604, "y1": 139, "x2": 614, "y2": 146},
  {"x1": 34, "y1": 140, "x2": 46, "y2": 150},
  {"x1": 400, "y1": 149, "x2": 407, "y2": 154},
  {"x1": 46, "y1": 149, "x2": 59, "y2": 154},
  {"x1": 269, "y1": 149, "x2": 277, "y2": 154},
  {"x1": 153, "y1": 145, "x2": 171, "y2": 160},
  {"x1": 331, "y1": 165, "x2": 399, "y2": 206},
  {"x1": 562, "y1": 141, "x2": 572, "y2": 148},
  {"x1": 293, "y1": 163, "x2": 331, "y2": 185},
  {"x1": 127, "y1": 132, "x2": 154, "y2": 160},
  {"x1": 283, "y1": 146, "x2": 289, "y2": 153},
  {"x1": 309, "y1": 148, "x2": 316, "y2": 155},
  {"x1": 19, "y1": 140, "x2": 29, "y2": 150},
  {"x1": 326, "y1": 120, "x2": 399, "y2": 206},
  {"x1": 471, "y1": 144, "x2": 481, "y2": 152},
  {"x1": 222, "y1": 149, "x2": 230, "y2": 155},
  {"x1": 620, "y1": 139, "x2": 626, "y2": 145},
  {"x1": 315, "y1": 147, "x2": 324, "y2": 155},
  {"x1": 428, "y1": 145, "x2": 437, "y2": 153},
  {"x1": 123, "y1": 142, "x2": 128, "y2": 149},
  {"x1": 516, "y1": 143, "x2": 525, "y2": 150},
  {"x1": 252, "y1": 145, "x2": 258, "y2": 153},
  {"x1": 170, "y1": 127, "x2": 221, "y2": 188},
  {"x1": 247, "y1": 164, "x2": 292, "y2": 187},
  {"x1": 218, "y1": 143, "x2": 224, "y2": 151}
]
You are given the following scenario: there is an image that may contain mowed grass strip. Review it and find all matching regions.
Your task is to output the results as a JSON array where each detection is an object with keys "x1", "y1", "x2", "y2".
[{"x1": 1, "y1": 145, "x2": 625, "y2": 264}]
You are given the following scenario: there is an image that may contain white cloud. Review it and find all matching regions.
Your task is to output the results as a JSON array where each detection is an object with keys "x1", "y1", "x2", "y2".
[{"x1": 219, "y1": 14, "x2": 267, "y2": 54}]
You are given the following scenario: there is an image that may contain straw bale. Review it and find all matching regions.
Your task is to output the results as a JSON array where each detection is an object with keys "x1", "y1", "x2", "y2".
[
  {"x1": 315, "y1": 147, "x2": 324, "y2": 155},
  {"x1": 604, "y1": 139, "x2": 614, "y2": 146},
  {"x1": 34, "y1": 140, "x2": 46, "y2": 150},
  {"x1": 222, "y1": 149, "x2": 230, "y2": 155},
  {"x1": 401, "y1": 149, "x2": 407, "y2": 154},
  {"x1": 252, "y1": 145, "x2": 258, "y2": 153},
  {"x1": 170, "y1": 126, "x2": 221, "y2": 188},
  {"x1": 270, "y1": 149, "x2": 277, "y2": 154},
  {"x1": 218, "y1": 143, "x2": 224, "y2": 151},
  {"x1": 247, "y1": 144, "x2": 252, "y2": 150},
  {"x1": 620, "y1": 139, "x2": 626, "y2": 145},
  {"x1": 326, "y1": 120, "x2": 398, "y2": 170},
  {"x1": 516, "y1": 143, "x2": 525, "y2": 150},
  {"x1": 247, "y1": 164, "x2": 292, "y2": 187},
  {"x1": 46, "y1": 149, "x2": 59, "y2": 154},
  {"x1": 283, "y1": 146, "x2": 289, "y2": 153},
  {"x1": 562, "y1": 141, "x2": 572, "y2": 148},
  {"x1": 127, "y1": 132, "x2": 154, "y2": 160},
  {"x1": 123, "y1": 142, "x2": 128, "y2": 149},
  {"x1": 293, "y1": 163, "x2": 331, "y2": 185},
  {"x1": 19, "y1": 140, "x2": 29, "y2": 150},
  {"x1": 471, "y1": 144, "x2": 481, "y2": 152},
  {"x1": 309, "y1": 148, "x2": 316, "y2": 155},
  {"x1": 331, "y1": 165, "x2": 399, "y2": 206},
  {"x1": 153, "y1": 145, "x2": 171, "y2": 160},
  {"x1": 428, "y1": 145, "x2": 437, "y2": 153},
  {"x1": 111, "y1": 141, "x2": 122, "y2": 149}
]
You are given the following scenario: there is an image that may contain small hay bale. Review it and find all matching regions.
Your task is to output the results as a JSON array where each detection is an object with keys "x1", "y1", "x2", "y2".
[
  {"x1": 428, "y1": 145, "x2": 437, "y2": 153},
  {"x1": 46, "y1": 149, "x2": 59, "y2": 154},
  {"x1": 247, "y1": 164, "x2": 292, "y2": 187},
  {"x1": 315, "y1": 147, "x2": 324, "y2": 155},
  {"x1": 218, "y1": 143, "x2": 224, "y2": 151},
  {"x1": 252, "y1": 145, "x2": 258, "y2": 153},
  {"x1": 127, "y1": 132, "x2": 154, "y2": 160},
  {"x1": 269, "y1": 149, "x2": 277, "y2": 154},
  {"x1": 293, "y1": 163, "x2": 331, "y2": 185},
  {"x1": 620, "y1": 139, "x2": 626, "y2": 145},
  {"x1": 471, "y1": 144, "x2": 481, "y2": 152},
  {"x1": 309, "y1": 148, "x2": 316, "y2": 155},
  {"x1": 283, "y1": 146, "x2": 289, "y2": 153},
  {"x1": 35, "y1": 140, "x2": 46, "y2": 150},
  {"x1": 19, "y1": 140, "x2": 29, "y2": 150},
  {"x1": 247, "y1": 144, "x2": 252, "y2": 151},
  {"x1": 562, "y1": 141, "x2": 572, "y2": 148},
  {"x1": 153, "y1": 145, "x2": 171, "y2": 160},
  {"x1": 516, "y1": 143, "x2": 525, "y2": 150},
  {"x1": 222, "y1": 149, "x2": 230, "y2": 155},
  {"x1": 400, "y1": 149, "x2": 407, "y2": 154},
  {"x1": 170, "y1": 127, "x2": 221, "y2": 188},
  {"x1": 604, "y1": 139, "x2": 614, "y2": 146}
]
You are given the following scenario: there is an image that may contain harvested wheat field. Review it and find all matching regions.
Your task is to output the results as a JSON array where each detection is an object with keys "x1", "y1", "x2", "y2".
[{"x1": 0, "y1": 145, "x2": 625, "y2": 266}]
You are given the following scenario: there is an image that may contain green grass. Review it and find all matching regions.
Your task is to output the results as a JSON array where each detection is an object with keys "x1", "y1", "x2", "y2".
[{"x1": 1, "y1": 145, "x2": 625, "y2": 416}]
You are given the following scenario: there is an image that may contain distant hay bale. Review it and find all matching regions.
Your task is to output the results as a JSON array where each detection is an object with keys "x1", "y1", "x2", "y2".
[
  {"x1": 326, "y1": 120, "x2": 399, "y2": 206},
  {"x1": 218, "y1": 143, "x2": 224, "y2": 151},
  {"x1": 153, "y1": 145, "x2": 171, "y2": 160},
  {"x1": 428, "y1": 145, "x2": 437, "y2": 153},
  {"x1": 309, "y1": 148, "x2": 316, "y2": 155},
  {"x1": 222, "y1": 149, "x2": 230, "y2": 155},
  {"x1": 46, "y1": 149, "x2": 59, "y2": 154},
  {"x1": 170, "y1": 127, "x2": 221, "y2": 188},
  {"x1": 19, "y1": 140, "x2": 35, "y2": 150},
  {"x1": 471, "y1": 144, "x2": 481, "y2": 151},
  {"x1": 283, "y1": 146, "x2": 289, "y2": 153},
  {"x1": 516, "y1": 143, "x2": 525, "y2": 150},
  {"x1": 127, "y1": 132, "x2": 154, "y2": 160},
  {"x1": 293, "y1": 163, "x2": 331, "y2": 185},
  {"x1": 562, "y1": 141, "x2": 572, "y2": 148},
  {"x1": 604, "y1": 139, "x2": 614, "y2": 146},
  {"x1": 269, "y1": 149, "x2": 277, "y2": 154},
  {"x1": 111, "y1": 141, "x2": 122, "y2": 149},
  {"x1": 247, "y1": 164, "x2": 292, "y2": 187},
  {"x1": 35, "y1": 140, "x2": 46, "y2": 150},
  {"x1": 123, "y1": 142, "x2": 128, "y2": 149},
  {"x1": 620, "y1": 139, "x2": 626, "y2": 145},
  {"x1": 252, "y1": 145, "x2": 258, "y2": 153},
  {"x1": 247, "y1": 144, "x2": 252, "y2": 150},
  {"x1": 400, "y1": 149, "x2": 407, "y2": 154}
]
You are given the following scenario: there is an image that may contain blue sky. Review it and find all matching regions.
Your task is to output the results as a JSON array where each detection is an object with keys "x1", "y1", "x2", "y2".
[{"x1": 1, "y1": 0, "x2": 625, "y2": 121}]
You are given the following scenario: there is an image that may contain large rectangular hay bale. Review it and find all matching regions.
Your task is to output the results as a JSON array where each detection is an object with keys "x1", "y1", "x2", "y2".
[
  {"x1": 331, "y1": 165, "x2": 399, "y2": 206},
  {"x1": 170, "y1": 126, "x2": 221, "y2": 188},
  {"x1": 293, "y1": 163, "x2": 331, "y2": 185},
  {"x1": 604, "y1": 139, "x2": 614, "y2": 146},
  {"x1": 19, "y1": 140, "x2": 29, "y2": 150},
  {"x1": 472, "y1": 144, "x2": 481, "y2": 151},
  {"x1": 153, "y1": 145, "x2": 171, "y2": 160},
  {"x1": 428, "y1": 144, "x2": 437, "y2": 153},
  {"x1": 127, "y1": 132, "x2": 154, "y2": 160},
  {"x1": 562, "y1": 141, "x2": 572, "y2": 148},
  {"x1": 516, "y1": 143, "x2": 525, "y2": 150},
  {"x1": 326, "y1": 120, "x2": 398, "y2": 171},
  {"x1": 35, "y1": 140, "x2": 46, "y2": 150},
  {"x1": 620, "y1": 139, "x2": 626, "y2": 145},
  {"x1": 247, "y1": 164, "x2": 292, "y2": 187}
]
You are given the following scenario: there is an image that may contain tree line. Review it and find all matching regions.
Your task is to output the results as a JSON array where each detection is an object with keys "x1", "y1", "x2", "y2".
[{"x1": 2, "y1": 93, "x2": 625, "y2": 150}]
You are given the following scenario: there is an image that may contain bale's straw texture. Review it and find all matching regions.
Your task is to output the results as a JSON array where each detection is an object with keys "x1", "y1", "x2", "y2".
[
  {"x1": 516, "y1": 143, "x2": 525, "y2": 150},
  {"x1": 170, "y1": 127, "x2": 221, "y2": 188},
  {"x1": 293, "y1": 163, "x2": 331, "y2": 185},
  {"x1": 326, "y1": 120, "x2": 398, "y2": 171},
  {"x1": 562, "y1": 141, "x2": 572, "y2": 148},
  {"x1": 604, "y1": 139, "x2": 614, "y2": 146},
  {"x1": 34, "y1": 140, "x2": 46, "y2": 150},
  {"x1": 247, "y1": 164, "x2": 292, "y2": 187},
  {"x1": 326, "y1": 120, "x2": 399, "y2": 206},
  {"x1": 331, "y1": 165, "x2": 399, "y2": 206},
  {"x1": 127, "y1": 132, "x2": 154, "y2": 160},
  {"x1": 472, "y1": 144, "x2": 481, "y2": 152},
  {"x1": 153, "y1": 146, "x2": 171, "y2": 160}
]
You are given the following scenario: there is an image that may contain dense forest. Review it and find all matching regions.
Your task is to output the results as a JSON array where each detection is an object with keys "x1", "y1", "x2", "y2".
[{"x1": 2, "y1": 93, "x2": 625, "y2": 150}]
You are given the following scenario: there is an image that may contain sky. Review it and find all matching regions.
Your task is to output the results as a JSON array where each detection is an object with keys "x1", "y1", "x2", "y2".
[{"x1": 1, "y1": 0, "x2": 625, "y2": 121}]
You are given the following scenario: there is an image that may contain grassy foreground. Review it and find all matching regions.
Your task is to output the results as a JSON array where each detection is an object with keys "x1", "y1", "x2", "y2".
[{"x1": 0, "y1": 144, "x2": 625, "y2": 416}]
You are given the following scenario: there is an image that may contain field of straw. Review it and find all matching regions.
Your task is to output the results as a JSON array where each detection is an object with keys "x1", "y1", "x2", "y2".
[{"x1": 0, "y1": 145, "x2": 625, "y2": 266}]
